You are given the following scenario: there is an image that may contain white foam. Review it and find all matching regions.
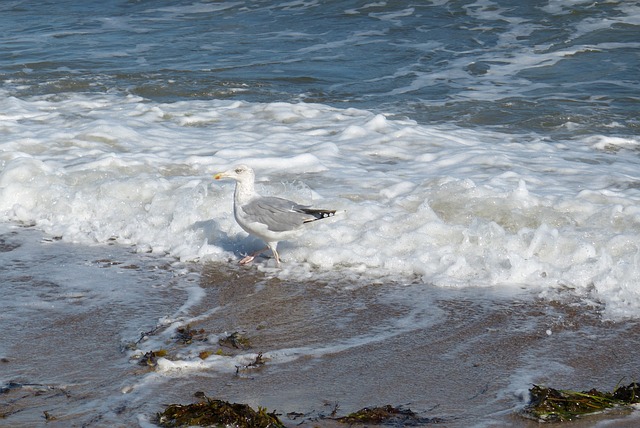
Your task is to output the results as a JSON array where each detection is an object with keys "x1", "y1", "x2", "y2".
[
  {"x1": 1, "y1": 92, "x2": 640, "y2": 319},
  {"x1": 588, "y1": 135, "x2": 640, "y2": 151}
]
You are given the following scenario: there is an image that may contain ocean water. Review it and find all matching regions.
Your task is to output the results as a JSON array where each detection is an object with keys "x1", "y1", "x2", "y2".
[{"x1": 1, "y1": 1, "x2": 639, "y2": 426}]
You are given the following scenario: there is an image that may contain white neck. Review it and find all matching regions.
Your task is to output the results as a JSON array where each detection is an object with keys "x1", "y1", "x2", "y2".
[{"x1": 234, "y1": 178, "x2": 256, "y2": 206}]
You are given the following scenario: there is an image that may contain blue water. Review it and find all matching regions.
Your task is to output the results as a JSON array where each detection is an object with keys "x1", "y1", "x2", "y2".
[{"x1": 2, "y1": 0, "x2": 638, "y2": 134}]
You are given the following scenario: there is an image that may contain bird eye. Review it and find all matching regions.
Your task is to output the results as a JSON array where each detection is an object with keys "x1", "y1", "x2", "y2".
[{"x1": 235, "y1": 168, "x2": 243, "y2": 174}]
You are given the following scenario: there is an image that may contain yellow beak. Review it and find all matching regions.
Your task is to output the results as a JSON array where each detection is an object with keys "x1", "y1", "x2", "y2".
[{"x1": 213, "y1": 173, "x2": 223, "y2": 180}]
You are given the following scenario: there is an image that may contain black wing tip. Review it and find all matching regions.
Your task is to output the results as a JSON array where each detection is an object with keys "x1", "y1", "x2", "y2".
[{"x1": 301, "y1": 209, "x2": 337, "y2": 222}]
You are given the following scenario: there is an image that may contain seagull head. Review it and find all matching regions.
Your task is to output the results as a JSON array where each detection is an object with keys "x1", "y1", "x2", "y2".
[{"x1": 214, "y1": 164, "x2": 255, "y2": 184}]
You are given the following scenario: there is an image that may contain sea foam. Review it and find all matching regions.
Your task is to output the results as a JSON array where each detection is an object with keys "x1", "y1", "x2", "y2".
[{"x1": 1, "y1": 92, "x2": 640, "y2": 319}]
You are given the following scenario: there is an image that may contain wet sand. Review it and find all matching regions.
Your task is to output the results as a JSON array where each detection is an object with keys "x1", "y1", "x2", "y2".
[
  {"x1": 2, "y1": 245, "x2": 640, "y2": 427},
  {"x1": 183, "y1": 265, "x2": 640, "y2": 428}
]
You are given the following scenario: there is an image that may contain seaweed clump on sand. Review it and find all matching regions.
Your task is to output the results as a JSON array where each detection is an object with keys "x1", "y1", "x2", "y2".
[
  {"x1": 138, "y1": 349, "x2": 168, "y2": 367},
  {"x1": 522, "y1": 382, "x2": 640, "y2": 422},
  {"x1": 336, "y1": 405, "x2": 442, "y2": 426},
  {"x1": 219, "y1": 331, "x2": 252, "y2": 350},
  {"x1": 174, "y1": 324, "x2": 208, "y2": 345},
  {"x1": 157, "y1": 395, "x2": 285, "y2": 428}
]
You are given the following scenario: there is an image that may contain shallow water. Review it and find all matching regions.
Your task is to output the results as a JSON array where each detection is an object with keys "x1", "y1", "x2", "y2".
[
  {"x1": 2, "y1": 226, "x2": 640, "y2": 427},
  {"x1": 0, "y1": 225, "x2": 198, "y2": 425}
]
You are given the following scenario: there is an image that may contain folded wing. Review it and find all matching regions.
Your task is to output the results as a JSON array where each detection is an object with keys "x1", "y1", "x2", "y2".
[{"x1": 242, "y1": 197, "x2": 335, "y2": 232}]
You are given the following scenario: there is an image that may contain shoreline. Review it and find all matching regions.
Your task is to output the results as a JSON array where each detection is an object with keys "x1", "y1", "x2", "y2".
[
  {"x1": 194, "y1": 266, "x2": 640, "y2": 427},
  {"x1": 2, "y1": 238, "x2": 640, "y2": 427}
]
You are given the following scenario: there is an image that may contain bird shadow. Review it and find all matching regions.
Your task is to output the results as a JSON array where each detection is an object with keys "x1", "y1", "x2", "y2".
[{"x1": 192, "y1": 219, "x2": 273, "y2": 262}]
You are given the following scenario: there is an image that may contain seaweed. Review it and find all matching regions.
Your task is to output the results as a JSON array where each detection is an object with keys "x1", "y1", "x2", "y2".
[
  {"x1": 175, "y1": 324, "x2": 208, "y2": 344},
  {"x1": 613, "y1": 382, "x2": 640, "y2": 403},
  {"x1": 129, "y1": 324, "x2": 210, "y2": 366},
  {"x1": 123, "y1": 324, "x2": 164, "y2": 351},
  {"x1": 138, "y1": 349, "x2": 168, "y2": 367},
  {"x1": 198, "y1": 350, "x2": 214, "y2": 360},
  {"x1": 219, "y1": 331, "x2": 251, "y2": 349},
  {"x1": 156, "y1": 396, "x2": 285, "y2": 428},
  {"x1": 336, "y1": 405, "x2": 442, "y2": 426},
  {"x1": 156, "y1": 397, "x2": 446, "y2": 428},
  {"x1": 43, "y1": 410, "x2": 56, "y2": 421},
  {"x1": 235, "y1": 352, "x2": 267, "y2": 375},
  {"x1": 522, "y1": 382, "x2": 640, "y2": 422}
]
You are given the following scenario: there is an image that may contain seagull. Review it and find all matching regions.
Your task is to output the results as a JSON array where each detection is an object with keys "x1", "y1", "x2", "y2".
[{"x1": 214, "y1": 165, "x2": 336, "y2": 266}]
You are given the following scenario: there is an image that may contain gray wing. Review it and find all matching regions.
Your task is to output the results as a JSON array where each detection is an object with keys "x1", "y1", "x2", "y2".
[{"x1": 241, "y1": 197, "x2": 316, "y2": 232}]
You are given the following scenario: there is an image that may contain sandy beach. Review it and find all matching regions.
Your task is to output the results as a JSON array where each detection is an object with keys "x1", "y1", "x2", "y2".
[
  {"x1": 178, "y1": 264, "x2": 640, "y2": 428},
  {"x1": 3, "y1": 236, "x2": 639, "y2": 427}
]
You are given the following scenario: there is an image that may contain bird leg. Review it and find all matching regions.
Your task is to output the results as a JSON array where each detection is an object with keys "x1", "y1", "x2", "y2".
[
  {"x1": 239, "y1": 246, "x2": 268, "y2": 265},
  {"x1": 267, "y1": 243, "x2": 281, "y2": 267},
  {"x1": 239, "y1": 244, "x2": 281, "y2": 267}
]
